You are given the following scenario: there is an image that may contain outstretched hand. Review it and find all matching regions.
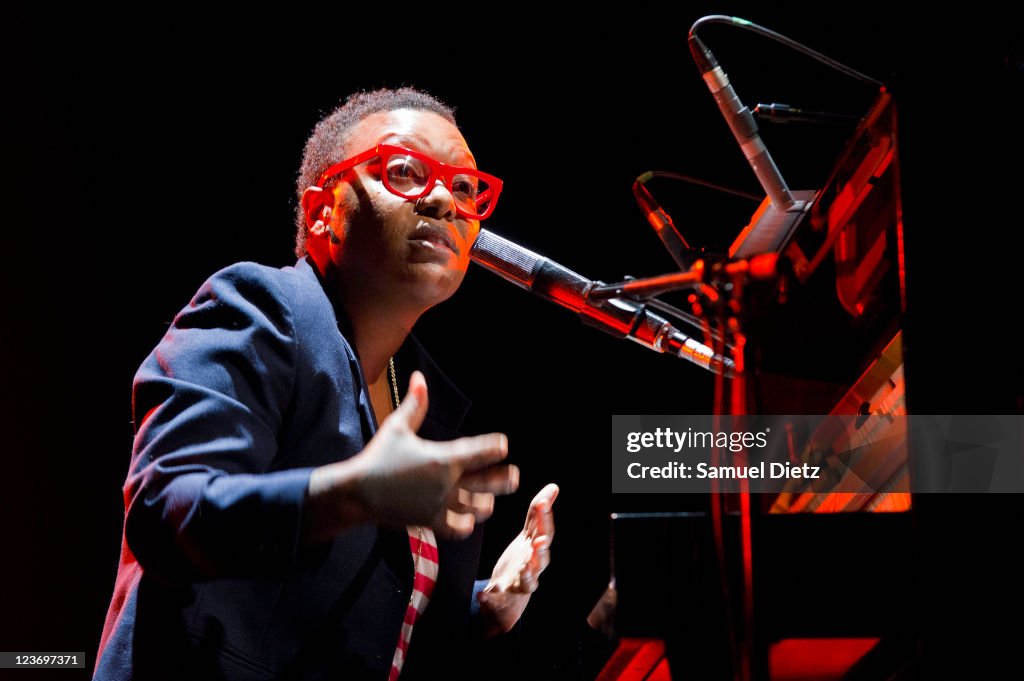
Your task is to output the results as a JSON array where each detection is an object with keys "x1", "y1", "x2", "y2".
[
  {"x1": 305, "y1": 371, "x2": 519, "y2": 542},
  {"x1": 478, "y1": 483, "x2": 559, "y2": 636}
]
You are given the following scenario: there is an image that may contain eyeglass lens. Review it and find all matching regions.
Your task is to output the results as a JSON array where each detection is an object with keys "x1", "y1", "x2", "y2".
[{"x1": 384, "y1": 153, "x2": 494, "y2": 218}]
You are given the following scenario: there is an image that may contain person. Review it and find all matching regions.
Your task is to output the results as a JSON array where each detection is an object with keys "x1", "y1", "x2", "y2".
[{"x1": 94, "y1": 87, "x2": 558, "y2": 681}]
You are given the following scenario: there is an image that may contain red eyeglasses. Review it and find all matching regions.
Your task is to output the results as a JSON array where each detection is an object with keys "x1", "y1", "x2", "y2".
[{"x1": 316, "y1": 144, "x2": 503, "y2": 221}]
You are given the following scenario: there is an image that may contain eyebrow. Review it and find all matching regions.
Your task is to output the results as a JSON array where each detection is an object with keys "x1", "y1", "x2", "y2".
[{"x1": 380, "y1": 134, "x2": 477, "y2": 168}]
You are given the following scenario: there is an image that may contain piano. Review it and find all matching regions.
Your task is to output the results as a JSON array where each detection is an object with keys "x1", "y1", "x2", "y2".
[{"x1": 602, "y1": 89, "x2": 918, "y2": 681}]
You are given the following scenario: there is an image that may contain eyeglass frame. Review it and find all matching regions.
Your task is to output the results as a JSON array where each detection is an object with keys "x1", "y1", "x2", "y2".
[{"x1": 315, "y1": 143, "x2": 503, "y2": 221}]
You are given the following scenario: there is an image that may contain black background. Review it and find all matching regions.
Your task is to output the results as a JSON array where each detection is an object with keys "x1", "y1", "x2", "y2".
[{"x1": 3, "y1": 5, "x2": 1022, "y2": 679}]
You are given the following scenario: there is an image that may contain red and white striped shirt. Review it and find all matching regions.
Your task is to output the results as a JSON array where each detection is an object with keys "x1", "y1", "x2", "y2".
[{"x1": 389, "y1": 526, "x2": 438, "y2": 680}]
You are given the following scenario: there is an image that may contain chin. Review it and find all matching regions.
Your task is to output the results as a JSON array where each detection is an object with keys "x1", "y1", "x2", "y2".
[{"x1": 406, "y1": 264, "x2": 463, "y2": 308}]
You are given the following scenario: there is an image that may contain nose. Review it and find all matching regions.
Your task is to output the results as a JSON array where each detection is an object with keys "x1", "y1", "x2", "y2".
[{"x1": 414, "y1": 179, "x2": 458, "y2": 222}]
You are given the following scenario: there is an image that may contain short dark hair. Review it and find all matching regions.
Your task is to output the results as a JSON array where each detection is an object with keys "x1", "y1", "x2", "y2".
[{"x1": 293, "y1": 87, "x2": 457, "y2": 257}]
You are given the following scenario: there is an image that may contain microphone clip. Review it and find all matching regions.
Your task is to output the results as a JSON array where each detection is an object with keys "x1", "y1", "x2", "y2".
[{"x1": 588, "y1": 253, "x2": 784, "y2": 304}]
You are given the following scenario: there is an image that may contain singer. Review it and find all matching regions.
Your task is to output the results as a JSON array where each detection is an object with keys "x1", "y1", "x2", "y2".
[{"x1": 94, "y1": 87, "x2": 558, "y2": 681}]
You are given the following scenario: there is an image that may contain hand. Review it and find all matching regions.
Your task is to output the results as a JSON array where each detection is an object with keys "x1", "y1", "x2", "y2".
[
  {"x1": 305, "y1": 371, "x2": 519, "y2": 541},
  {"x1": 478, "y1": 483, "x2": 559, "y2": 636}
]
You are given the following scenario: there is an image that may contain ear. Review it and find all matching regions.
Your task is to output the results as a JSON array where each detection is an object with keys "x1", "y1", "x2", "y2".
[{"x1": 301, "y1": 186, "x2": 334, "y2": 233}]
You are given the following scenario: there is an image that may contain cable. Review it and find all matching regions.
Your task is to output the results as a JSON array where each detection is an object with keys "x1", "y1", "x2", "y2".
[
  {"x1": 689, "y1": 15, "x2": 884, "y2": 88},
  {"x1": 638, "y1": 170, "x2": 764, "y2": 202},
  {"x1": 644, "y1": 296, "x2": 734, "y2": 350}
]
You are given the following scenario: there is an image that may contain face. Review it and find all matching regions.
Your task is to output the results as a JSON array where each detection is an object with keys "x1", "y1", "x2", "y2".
[{"x1": 319, "y1": 108, "x2": 481, "y2": 312}]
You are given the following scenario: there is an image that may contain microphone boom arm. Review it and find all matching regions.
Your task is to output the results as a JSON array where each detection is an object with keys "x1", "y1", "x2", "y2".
[{"x1": 470, "y1": 229, "x2": 735, "y2": 376}]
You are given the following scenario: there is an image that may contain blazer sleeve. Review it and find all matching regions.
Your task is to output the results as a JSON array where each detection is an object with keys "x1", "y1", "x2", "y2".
[{"x1": 123, "y1": 262, "x2": 313, "y2": 584}]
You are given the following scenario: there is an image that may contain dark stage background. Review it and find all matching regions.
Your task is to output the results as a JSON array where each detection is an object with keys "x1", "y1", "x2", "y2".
[{"x1": 4, "y1": 5, "x2": 1022, "y2": 679}]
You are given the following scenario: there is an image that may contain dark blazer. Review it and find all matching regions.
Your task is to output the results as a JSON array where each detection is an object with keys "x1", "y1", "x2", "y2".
[{"x1": 94, "y1": 257, "x2": 483, "y2": 681}]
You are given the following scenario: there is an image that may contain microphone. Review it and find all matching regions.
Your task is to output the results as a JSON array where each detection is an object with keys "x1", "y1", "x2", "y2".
[
  {"x1": 469, "y1": 229, "x2": 735, "y2": 376},
  {"x1": 632, "y1": 174, "x2": 693, "y2": 270},
  {"x1": 689, "y1": 33, "x2": 797, "y2": 211}
]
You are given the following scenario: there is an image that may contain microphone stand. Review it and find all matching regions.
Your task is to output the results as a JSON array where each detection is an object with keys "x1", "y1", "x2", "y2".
[{"x1": 597, "y1": 253, "x2": 775, "y2": 681}]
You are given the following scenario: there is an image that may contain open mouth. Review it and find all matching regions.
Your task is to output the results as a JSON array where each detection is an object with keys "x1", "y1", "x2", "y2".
[{"x1": 410, "y1": 222, "x2": 458, "y2": 256}]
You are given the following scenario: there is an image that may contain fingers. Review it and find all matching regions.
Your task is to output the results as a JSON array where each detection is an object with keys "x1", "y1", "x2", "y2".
[
  {"x1": 393, "y1": 370, "x2": 429, "y2": 433},
  {"x1": 458, "y1": 464, "x2": 519, "y2": 496},
  {"x1": 452, "y1": 488, "x2": 496, "y2": 521},
  {"x1": 518, "y1": 534, "x2": 554, "y2": 591},
  {"x1": 433, "y1": 507, "x2": 476, "y2": 540},
  {"x1": 438, "y1": 462, "x2": 520, "y2": 534},
  {"x1": 537, "y1": 482, "x2": 560, "y2": 505},
  {"x1": 525, "y1": 483, "x2": 559, "y2": 537},
  {"x1": 513, "y1": 564, "x2": 538, "y2": 594},
  {"x1": 531, "y1": 535, "x2": 552, "y2": 573},
  {"x1": 446, "y1": 433, "x2": 509, "y2": 471}
]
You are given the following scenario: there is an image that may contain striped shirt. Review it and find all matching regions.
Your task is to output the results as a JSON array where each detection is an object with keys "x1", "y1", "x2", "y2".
[{"x1": 389, "y1": 526, "x2": 438, "y2": 680}]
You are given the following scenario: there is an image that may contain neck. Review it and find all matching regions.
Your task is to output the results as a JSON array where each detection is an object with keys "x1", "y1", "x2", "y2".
[
  {"x1": 309, "y1": 253, "x2": 420, "y2": 382},
  {"x1": 343, "y1": 292, "x2": 419, "y2": 383}
]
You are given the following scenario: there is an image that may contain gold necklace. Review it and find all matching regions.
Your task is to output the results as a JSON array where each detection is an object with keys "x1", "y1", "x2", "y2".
[
  {"x1": 388, "y1": 356, "x2": 401, "y2": 410},
  {"x1": 389, "y1": 356, "x2": 424, "y2": 600}
]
